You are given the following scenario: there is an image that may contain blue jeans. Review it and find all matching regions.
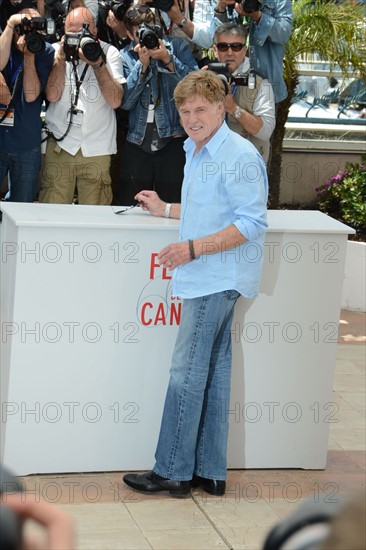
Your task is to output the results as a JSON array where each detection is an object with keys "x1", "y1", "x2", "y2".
[
  {"x1": 154, "y1": 290, "x2": 240, "y2": 481},
  {"x1": 0, "y1": 148, "x2": 41, "y2": 202}
]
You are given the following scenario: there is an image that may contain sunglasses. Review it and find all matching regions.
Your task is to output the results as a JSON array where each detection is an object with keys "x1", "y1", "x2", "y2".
[{"x1": 216, "y1": 42, "x2": 245, "y2": 52}]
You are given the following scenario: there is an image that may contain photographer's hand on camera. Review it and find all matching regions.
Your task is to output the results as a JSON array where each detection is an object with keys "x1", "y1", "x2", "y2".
[
  {"x1": 106, "y1": 10, "x2": 127, "y2": 39},
  {"x1": 15, "y1": 32, "x2": 43, "y2": 103},
  {"x1": 0, "y1": 14, "x2": 23, "y2": 70},
  {"x1": 148, "y1": 39, "x2": 173, "y2": 70},
  {"x1": 235, "y1": 2, "x2": 262, "y2": 22},
  {"x1": 133, "y1": 42, "x2": 151, "y2": 74},
  {"x1": 215, "y1": 0, "x2": 235, "y2": 14},
  {"x1": 166, "y1": 0, "x2": 194, "y2": 39}
]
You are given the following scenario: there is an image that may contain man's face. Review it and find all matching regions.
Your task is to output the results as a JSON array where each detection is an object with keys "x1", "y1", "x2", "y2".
[
  {"x1": 178, "y1": 94, "x2": 224, "y2": 152},
  {"x1": 214, "y1": 33, "x2": 247, "y2": 74}
]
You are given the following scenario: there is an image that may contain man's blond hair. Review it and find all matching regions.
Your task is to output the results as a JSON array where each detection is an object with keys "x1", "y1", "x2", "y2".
[{"x1": 174, "y1": 71, "x2": 226, "y2": 109}]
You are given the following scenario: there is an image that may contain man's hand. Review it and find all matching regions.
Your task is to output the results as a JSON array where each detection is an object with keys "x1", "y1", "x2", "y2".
[
  {"x1": 235, "y1": 3, "x2": 262, "y2": 22},
  {"x1": 158, "y1": 241, "x2": 192, "y2": 270},
  {"x1": 167, "y1": 0, "x2": 183, "y2": 23},
  {"x1": 148, "y1": 39, "x2": 171, "y2": 65},
  {"x1": 215, "y1": 0, "x2": 235, "y2": 12},
  {"x1": 106, "y1": 10, "x2": 127, "y2": 38},
  {"x1": 134, "y1": 190, "x2": 166, "y2": 216},
  {"x1": 8, "y1": 13, "x2": 24, "y2": 28},
  {"x1": 15, "y1": 34, "x2": 34, "y2": 57},
  {"x1": 224, "y1": 87, "x2": 236, "y2": 114},
  {"x1": 133, "y1": 42, "x2": 151, "y2": 71},
  {"x1": 3, "y1": 493, "x2": 75, "y2": 550}
]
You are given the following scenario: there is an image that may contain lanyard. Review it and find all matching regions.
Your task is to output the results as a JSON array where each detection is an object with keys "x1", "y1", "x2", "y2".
[{"x1": 71, "y1": 61, "x2": 89, "y2": 109}]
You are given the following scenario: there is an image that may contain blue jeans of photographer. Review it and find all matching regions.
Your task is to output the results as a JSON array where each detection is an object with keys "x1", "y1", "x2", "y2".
[
  {"x1": 153, "y1": 289, "x2": 240, "y2": 481},
  {"x1": 0, "y1": 147, "x2": 41, "y2": 202}
]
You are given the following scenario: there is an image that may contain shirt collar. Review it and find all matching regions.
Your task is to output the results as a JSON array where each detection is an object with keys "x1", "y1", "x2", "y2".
[
  {"x1": 233, "y1": 57, "x2": 250, "y2": 76},
  {"x1": 184, "y1": 120, "x2": 231, "y2": 158}
]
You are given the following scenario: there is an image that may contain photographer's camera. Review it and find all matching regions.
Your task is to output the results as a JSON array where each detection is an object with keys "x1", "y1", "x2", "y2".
[
  {"x1": 137, "y1": 23, "x2": 163, "y2": 49},
  {"x1": 64, "y1": 23, "x2": 102, "y2": 62},
  {"x1": 240, "y1": 0, "x2": 261, "y2": 13},
  {"x1": 208, "y1": 62, "x2": 256, "y2": 90},
  {"x1": 17, "y1": 16, "x2": 55, "y2": 54},
  {"x1": 98, "y1": 0, "x2": 133, "y2": 21}
]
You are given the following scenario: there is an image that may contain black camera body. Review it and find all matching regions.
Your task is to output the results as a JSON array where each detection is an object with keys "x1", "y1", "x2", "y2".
[
  {"x1": 17, "y1": 16, "x2": 55, "y2": 53},
  {"x1": 207, "y1": 62, "x2": 257, "y2": 90},
  {"x1": 98, "y1": 0, "x2": 133, "y2": 21},
  {"x1": 240, "y1": 0, "x2": 261, "y2": 13},
  {"x1": 207, "y1": 62, "x2": 231, "y2": 82},
  {"x1": 148, "y1": 0, "x2": 174, "y2": 12},
  {"x1": 137, "y1": 23, "x2": 163, "y2": 49},
  {"x1": 0, "y1": 465, "x2": 23, "y2": 550},
  {"x1": 64, "y1": 24, "x2": 102, "y2": 62},
  {"x1": 45, "y1": 0, "x2": 66, "y2": 41}
]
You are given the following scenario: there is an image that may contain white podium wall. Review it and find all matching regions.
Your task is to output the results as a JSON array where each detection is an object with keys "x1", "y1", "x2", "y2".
[{"x1": 0, "y1": 204, "x2": 353, "y2": 475}]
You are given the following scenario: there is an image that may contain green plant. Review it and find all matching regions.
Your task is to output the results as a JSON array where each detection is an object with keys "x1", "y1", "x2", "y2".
[
  {"x1": 316, "y1": 154, "x2": 366, "y2": 241},
  {"x1": 268, "y1": 0, "x2": 366, "y2": 208}
]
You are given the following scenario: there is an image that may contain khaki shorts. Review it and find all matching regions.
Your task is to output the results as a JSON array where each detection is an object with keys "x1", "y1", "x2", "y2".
[{"x1": 39, "y1": 139, "x2": 113, "y2": 205}]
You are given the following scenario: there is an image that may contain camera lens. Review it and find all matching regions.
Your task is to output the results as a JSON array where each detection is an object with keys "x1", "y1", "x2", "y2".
[
  {"x1": 140, "y1": 30, "x2": 159, "y2": 49},
  {"x1": 112, "y1": 1, "x2": 131, "y2": 21},
  {"x1": 25, "y1": 31, "x2": 44, "y2": 54},
  {"x1": 80, "y1": 36, "x2": 102, "y2": 62}
]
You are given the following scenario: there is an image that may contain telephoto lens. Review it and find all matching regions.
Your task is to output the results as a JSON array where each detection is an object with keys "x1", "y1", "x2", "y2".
[
  {"x1": 25, "y1": 31, "x2": 44, "y2": 53},
  {"x1": 80, "y1": 36, "x2": 102, "y2": 62}
]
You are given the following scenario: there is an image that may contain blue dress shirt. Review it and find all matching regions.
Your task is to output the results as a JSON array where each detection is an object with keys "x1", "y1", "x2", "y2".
[{"x1": 172, "y1": 121, "x2": 268, "y2": 299}]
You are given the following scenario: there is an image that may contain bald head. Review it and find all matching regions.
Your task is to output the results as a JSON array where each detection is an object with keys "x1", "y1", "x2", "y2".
[{"x1": 65, "y1": 8, "x2": 96, "y2": 35}]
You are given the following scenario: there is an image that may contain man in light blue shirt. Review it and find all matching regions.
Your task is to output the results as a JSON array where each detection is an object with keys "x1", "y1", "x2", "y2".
[{"x1": 123, "y1": 70, "x2": 268, "y2": 497}]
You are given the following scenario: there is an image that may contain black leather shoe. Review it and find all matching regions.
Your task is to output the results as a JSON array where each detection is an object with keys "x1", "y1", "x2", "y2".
[
  {"x1": 123, "y1": 470, "x2": 191, "y2": 497},
  {"x1": 191, "y1": 475, "x2": 226, "y2": 496}
]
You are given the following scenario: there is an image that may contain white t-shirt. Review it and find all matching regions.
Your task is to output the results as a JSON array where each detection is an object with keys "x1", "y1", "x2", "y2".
[{"x1": 45, "y1": 41, "x2": 125, "y2": 157}]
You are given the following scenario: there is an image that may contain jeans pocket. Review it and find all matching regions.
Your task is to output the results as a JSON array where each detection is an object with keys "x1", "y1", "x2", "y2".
[{"x1": 223, "y1": 290, "x2": 240, "y2": 301}]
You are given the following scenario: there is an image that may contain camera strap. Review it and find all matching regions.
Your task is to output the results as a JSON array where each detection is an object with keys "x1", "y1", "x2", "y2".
[
  {"x1": 42, "y1": 60, "x2": 89, "y2": 144},
  {"x1": 140, "y1": 70, "x2": 162, "y2": 111},
  {"x1": 71, "y1": 60, "x2": 89, "y2": 107}
]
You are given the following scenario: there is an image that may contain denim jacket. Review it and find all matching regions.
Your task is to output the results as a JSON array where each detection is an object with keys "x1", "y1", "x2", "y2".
[
  {"x1": 249, "y1": 0, "x2": 293, "y2": 103},
  {"x1": 120, "y1": 37, "x2": 198, "y2": 145}
]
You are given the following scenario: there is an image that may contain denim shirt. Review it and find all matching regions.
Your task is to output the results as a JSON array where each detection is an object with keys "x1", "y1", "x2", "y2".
[
  {"x1": 249, "y1": 0, "x2": 293, "y2": 103},
  {"x1": 120, "y1": 37, "x2": 198, "y2": 145}
]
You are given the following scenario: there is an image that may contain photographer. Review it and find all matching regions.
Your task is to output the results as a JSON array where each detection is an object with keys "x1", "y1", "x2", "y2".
[
  {"x1": 38, "y1": 7, "x2": 125, "y2": 205},
  {"x1": 96, "y1": 0, "x2": 131, "y2": 48},
  {"x1": 0, "y1": 7, "x2": 54, "y2": 202},
  {"x1": 211, "y1": 22, "x2": 275, "y2": 163},
  {"x1": 118, "y1": 3, "x2": 198, "y2": 206},
  {"x1": 215, "y1": 0, "x2": 293, "y2": 103}
]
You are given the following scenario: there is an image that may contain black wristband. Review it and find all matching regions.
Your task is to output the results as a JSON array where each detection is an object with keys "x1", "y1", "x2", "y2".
[{"x1": 188, "y1": 239, "x2": 196, "y2": 260}]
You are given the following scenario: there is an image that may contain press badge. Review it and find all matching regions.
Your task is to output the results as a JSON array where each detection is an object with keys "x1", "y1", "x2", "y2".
[
  {"x1": 248, "y1": 73, "x2": 256, "y2": 90},
  {"x1": 0, "y1": 108, "x2": 14, "y2": 126},
  {"x1": 147, "y1": 105, "x2": 154, "y2": 123}
]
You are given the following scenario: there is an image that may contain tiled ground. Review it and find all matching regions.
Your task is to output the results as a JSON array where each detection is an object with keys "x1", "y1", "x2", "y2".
[{"x1": 18, "y1": 310, "x2": 365, "y2": 550}]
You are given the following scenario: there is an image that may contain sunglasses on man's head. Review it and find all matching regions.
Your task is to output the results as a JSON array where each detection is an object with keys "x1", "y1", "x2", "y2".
[
  {"x1": 126, "y1": 5, "x2": 152, "y2": 21},
  {"x1": 216, "y1": 42, "x2": 245, "y2": 52}
]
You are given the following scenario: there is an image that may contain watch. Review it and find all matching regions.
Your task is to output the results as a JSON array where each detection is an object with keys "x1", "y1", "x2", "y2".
[
  {"x1": 178, "y1": 17, "x2": 188, "y2": 28},
  {"x1": 232, "y1": 105, "x2": 244, "y2": 120}
]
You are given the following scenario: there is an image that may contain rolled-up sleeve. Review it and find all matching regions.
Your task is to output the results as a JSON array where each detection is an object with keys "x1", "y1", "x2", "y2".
[{"x1": 228, "y1": 152, "x2": 268, "y2": 242}]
